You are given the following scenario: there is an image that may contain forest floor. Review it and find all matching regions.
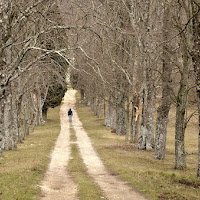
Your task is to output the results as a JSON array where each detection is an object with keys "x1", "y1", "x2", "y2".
[{"x1": 39, "y1": 89, "x2": 148, "y2": 200}]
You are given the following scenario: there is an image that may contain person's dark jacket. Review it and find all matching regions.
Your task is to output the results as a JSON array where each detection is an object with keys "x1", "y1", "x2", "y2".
[{"x1": 68, "y1": 109, "x2": 73, "y2": 116}]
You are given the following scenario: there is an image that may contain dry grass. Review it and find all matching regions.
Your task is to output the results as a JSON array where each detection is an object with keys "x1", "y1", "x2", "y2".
[
  {"x1": 0, "y1": 106, "x2": 60, "y2": 200},
  {"x1": 75, "y1": 93, "x2": 200, "y2": 200}
]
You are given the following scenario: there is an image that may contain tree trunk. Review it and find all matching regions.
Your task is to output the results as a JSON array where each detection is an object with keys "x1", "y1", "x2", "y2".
[
  {"x1": 110, "y1": 103, "x2": 116, "y2": 129},
  {"x1": 155, "y1": 4, "x2": 173, "y2": 160},
  {"x1": 97, "y1": 98, "x2": 102, "y2": 118},
  {"x1": 17, "y1": 97, "x2": 23, "y2": 141},
  {"x1": 130, "y1": 92, "x2": 140, "y2": 143},
  {"x1": 31, "y1": 90, "x2": 45, "y2": 132},
  {"x1": 135, "y1": 114, "x2": 140, "y2": 144},
  {"x1": 129, "y1": 0, "x2": 154, "y2": 150},
  {"x1": 175, "y1": 40, "x2": 189, "y2": 170},
  {"x1": 191, "y1": 2, "x2": 200, "y2": 177},
  {"x1": 104, "y1": 99, "x2": 106, "y2": 118},
  {"x1": 86, "y1": 96, "x2": 91, "y2": 106},
  {"x1": 125, "y1": 96, "x2": 130, "y2": 141},
  {"x1": 23, "y1": 102, "x2": 30, "y2": 136},
  {"x1": 104, "y1": 97, "x2": 111, "y2": 127},
  {"x1": 4, "y1": 94, "x2": 12, "y2": 150},
  {"x1": 4, "y1": 92, "x2": 16, "y2": 150},
  {"x1": 155, "y1": 104, "x2": 171, "y2": 159},
  {"x1": 116, "y1": 93, "x2": 126, "y2": 136},
  {"x1": 138, "y1": 67, "x2": 155, "y2": 150},
  {"x1": 116, "y1": 105, "x2": 126, "y2": 135},
  {"x1": 37, "y1": 91, "x2": 45, "y2": 125},
  {"x1": 42, "y1": 108, "x2": 48, "y2": 121},
  {"x1": 0, "y1": 87, "x2": 6, "y2": 155},
  {"x1": 197, "y1": 77, "x2": 200, "y2": 177},
  {"x1": 175, "y1": 95, "x2": 187, "y2": 169},
  {"x1": 80, "y1": 89, "x2": 85, "y2": 102},
  {"x1": 91, "y1": 97, "x2": 96, "y2": 114}
]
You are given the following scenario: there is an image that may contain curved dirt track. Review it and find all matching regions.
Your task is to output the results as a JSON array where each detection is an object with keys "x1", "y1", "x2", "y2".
[{"x1": 39, "y1": 91, "x2": 78, "y2": 200}]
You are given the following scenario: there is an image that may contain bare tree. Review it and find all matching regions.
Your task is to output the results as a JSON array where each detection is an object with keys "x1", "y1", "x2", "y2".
[
  {"x1": 190, "y1": 0, "x2": 200, "y2": 177},
  {"x1": 154, "y1": 1, "x2": 174, "y2": 160},
  {"x1": 0, "y1": 0, "x2": 69, "y2": 155}
]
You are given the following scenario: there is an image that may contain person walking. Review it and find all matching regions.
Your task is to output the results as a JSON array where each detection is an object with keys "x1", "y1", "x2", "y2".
[{"x1": 68, "y1": 108, "x2": 73, "y2": 123}]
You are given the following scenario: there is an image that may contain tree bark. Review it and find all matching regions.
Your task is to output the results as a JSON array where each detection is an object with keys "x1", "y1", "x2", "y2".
[
  {"x1": 80, "y1": 89, "x2": 85, "y2": 102},
  {"x1": 125, "y1": 95, "x2": 130, "y2": 141},
  {"x1": 110, "y1": 102, "x2": 116, "y2": 130},
  {"x1": 4, "y1": 86, "x2": 18, "y2": 150},
  {"x1": 138, "y1": 67, "x2": 155, "y2": 150},
  {"x1": 17, "y1": 97, "x2": 23, "y2": 141},
  {"x1": 116, "y1": 91, "x2": 126, "y2": 136},
  {"x1": 91, "y1": 97, "x2": 97, "y2": 114},
  {"x1": 155, "y1": 4, "x2": 173, "y2": 160},
  {"x1": 4, "y1": 94, "x2": 14, "y2": 150},
  {"x1": 196, "y1": 70, "x2": 200, "y2": 176},
  {"x1": 175, "y1": 40, "x2": 189, "y2": 170},
  {"x1": 116, "y1": 105, "x2": 126, "y2": 135},
  {"x1": 97, "y1": 98, "x2": 102, "y2": 118},
  {"x1": 37, "y1": 90, "x2": 45, "y2": 125},
  {"x1": 135, "y1": 114, "x2": 140, "y2": 144},
  {"x1": 104, "y1": 97, "x2": 111, "y2": 127},
  {"x1": 42, "y1": 108, "x2": 48, "y2": 121},
  {"x1": 130, "y1": 92, "x2": 140, "y2": 143},
  {"x1": 129, "y1": 0, "x2": 155, "y2": 150},
  {"x1": 31, "y1": 89, "x2": 45, "y2": 131},
  {"x1": 191, "y1": 1, "x2": 200, "y2": 177},
  {"x1": 87, "y1": 97, "x2": 91, "y2": 106},
  {"x1": 23, "y1": 101, "x2": 30, "y2": 136},
  {"x1": 0, "y1": 87, "x2": 6, "y2": 155}
]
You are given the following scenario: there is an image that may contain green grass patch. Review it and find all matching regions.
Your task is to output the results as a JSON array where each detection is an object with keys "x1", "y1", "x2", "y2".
[
  {"x1": 70, "y1": 126, "x2": 77, "y2": 142},
  {"x1": 68, "y1": 127, "x2": 107, "y2": 200},
  {"x1": 0, "y1": 106, "x2": 61, "y2": 200},
  {"x1": 75, "y1": 93, "x2": 200, "y2": 200}
]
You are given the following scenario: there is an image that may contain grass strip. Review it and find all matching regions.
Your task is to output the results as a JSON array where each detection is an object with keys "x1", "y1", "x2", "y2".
[
  {"x1": 75, "y1": 92, "x2": 200, "y2": 200},
  {"x1": 68, "y1": 127, "x2": 107, "y2": 200},
  {"x1": 0, "y1": 106, "x2": 60, "y2": 200},
  {"x1": 70, "y1": 126, "x2": 77, "y2": 142}
]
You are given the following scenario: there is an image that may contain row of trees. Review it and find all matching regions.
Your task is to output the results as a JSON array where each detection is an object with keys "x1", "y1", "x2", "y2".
[
  {"x1": 0, "y1": 0, "x2": 69, "y2": 155},
  {"x1": 66, "y1": 0, "x2": 200, "y2": 177},
  {"x1": 0, "y1": 0, "x2": 199, "y2": 178}
]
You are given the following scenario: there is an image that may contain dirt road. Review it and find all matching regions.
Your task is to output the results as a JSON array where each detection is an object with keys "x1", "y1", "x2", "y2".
[
  {"x1": 39, "y1": 89, "x2": 148, "y2": 200},
  {"x1": 39, "y1": 90, "x2": 78, "y2": 200}
]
